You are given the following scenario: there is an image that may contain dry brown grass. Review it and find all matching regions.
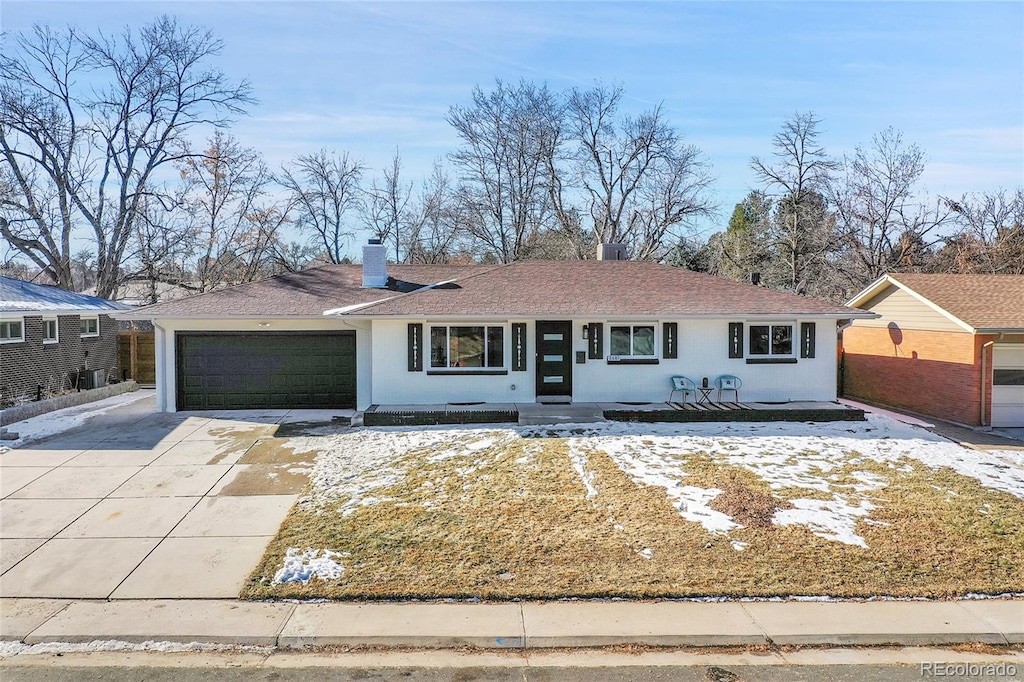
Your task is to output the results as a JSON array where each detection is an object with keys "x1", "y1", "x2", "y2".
[{"x1": 241, "y1": 435, "x2": 1024, "y2": 600}]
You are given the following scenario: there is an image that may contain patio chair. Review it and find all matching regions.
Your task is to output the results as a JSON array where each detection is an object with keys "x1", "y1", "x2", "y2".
[
  {"x1": 669, "y1": 375, "x2": 696, "y2": 403},
  {"x1": 714, "y1": 374, "x2": 742, "y2": 402}
]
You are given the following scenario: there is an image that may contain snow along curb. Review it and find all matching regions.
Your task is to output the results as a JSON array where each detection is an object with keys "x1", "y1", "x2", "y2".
[{"x1": 0, "y1": 381, "x2": 138, "y2": 427}]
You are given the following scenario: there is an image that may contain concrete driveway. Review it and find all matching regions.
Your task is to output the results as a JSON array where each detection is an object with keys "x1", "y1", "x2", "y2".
[{"x1": 1, "y1": 392, "x2": 341, "y2": 600}]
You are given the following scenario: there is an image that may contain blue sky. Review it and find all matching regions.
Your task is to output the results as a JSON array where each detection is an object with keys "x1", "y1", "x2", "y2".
[{"x1": 4, "y1": 0, "x2": 1023, "y2": 240}]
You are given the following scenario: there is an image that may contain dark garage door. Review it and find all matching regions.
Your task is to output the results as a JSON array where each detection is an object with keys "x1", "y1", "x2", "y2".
[{"x1": 176, "y1": 332, "x2": 356, "y2": 410}]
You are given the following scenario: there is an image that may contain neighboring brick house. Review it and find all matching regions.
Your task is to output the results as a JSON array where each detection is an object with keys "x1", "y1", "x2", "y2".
[
  {"x1": 0, "y1": 276, "x2": 126, "y2": 407},
  {"x1": 844, "y1": 274, "x2": 1024, "y2": 428}
]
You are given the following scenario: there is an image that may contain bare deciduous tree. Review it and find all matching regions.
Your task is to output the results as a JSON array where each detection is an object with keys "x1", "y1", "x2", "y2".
[
  {"x1": 937, "y1": 189, "x2": 1024, "y2": 275},
  {"x1": 176, "y1": 131, "x2": 282, "y2": 291},
  {"x1": 279, "y1": 150, "x2": 364, "y2": 264},
  {"x1": 564, "y1": 83, "x2": 715, "y2": 260},
  {"x1": 448, "y1": 80, "x2": 562, "y2": 263},
  {"x1": 365, "y1": 149, "x2": 412, "y2": 262},
  {"x1": 405, "y1": 163, "x2": 463, "y2": 264},
  {"x1": 0, "y1": 17, "x2": 253, "y2": 296},
  {"x1": 831, "y1": 128, "x2": 949, "y2": 287}
]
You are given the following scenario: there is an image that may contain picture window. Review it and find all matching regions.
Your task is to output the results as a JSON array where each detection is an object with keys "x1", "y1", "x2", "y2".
[
  {"x1": 429, "y1": 325, "x2": 504, "y2": 368},
  {"x1": 609, "y1": 324, "x2": 655, "y2": 357},
  {"x1": 749, "y1": 324, "x2": 793, "y2": 356}
]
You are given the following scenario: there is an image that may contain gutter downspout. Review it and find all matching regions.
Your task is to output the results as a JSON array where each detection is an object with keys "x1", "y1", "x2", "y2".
[{"x1": 979, "y1": 335, "x2": 1000, "y2": 426}]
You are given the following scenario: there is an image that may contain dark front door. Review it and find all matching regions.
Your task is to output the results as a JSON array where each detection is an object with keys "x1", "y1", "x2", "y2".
[
  {"x1": 535, "y1": 320, "x2": 572, "y2": 400},
  {"x1": 176, "y1": 332, "x2": 356, "y2": 410}
]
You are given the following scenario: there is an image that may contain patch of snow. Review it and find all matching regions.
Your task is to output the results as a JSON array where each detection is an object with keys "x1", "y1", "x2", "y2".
[
  {"x1": 731, "y1": 540, "x2": 749, "y2": 552},
  {"x1": 639, "y1": 547, "x2": 653, "y2": 559},
  {"x1": 294, "y1": 427, "x2": 520, "y2": 513},
  {"x1": 677, "y1": 486, "x2": 738, "y2": 534},
  {"x1": 272, "y1": 548, "x2": 345, "y2": 584},
  {"x1": 773, "y1": 497, "x2": 876, "y2": 547},
  {"x1": 569, "y1": 447, "x2": 599, "y2": 499},
  {"x1": 0, "y1": 389, "x2": 154, "y2": 452}
]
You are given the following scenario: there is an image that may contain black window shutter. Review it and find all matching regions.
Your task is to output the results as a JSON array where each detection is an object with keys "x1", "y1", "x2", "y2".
[
  {"x1": 800, "y1": 322, "x2": 816, "y2": 358},
  {"x1": 663, "y1": 322, "x2": 678, "y2": 359},
  {"x1": 512, "y1": 323, "x2": 527, "y2": 371},
  {"x1": 588, "y1": 322, "x2": 604, "y2": 359},
  {"x1": 408, "y1": 323, "x2": 423, "y2": 371},
  {"x1": 728, "y1": 322, "x2": 744, "y2": 358}
]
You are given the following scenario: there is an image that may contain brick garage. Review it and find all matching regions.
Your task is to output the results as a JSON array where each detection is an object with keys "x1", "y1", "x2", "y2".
[
  {"x1": 843, "y1": 325, "x2": 990, "y2": 425},
  {"x1": 844, "y1": 274, "x2": 1024, "y2": 427}
]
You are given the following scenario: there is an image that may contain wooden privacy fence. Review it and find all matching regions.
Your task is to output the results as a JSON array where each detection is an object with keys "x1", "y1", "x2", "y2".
[{"x1": 117, "y1": 331, "x2": 156, "y2": 385}]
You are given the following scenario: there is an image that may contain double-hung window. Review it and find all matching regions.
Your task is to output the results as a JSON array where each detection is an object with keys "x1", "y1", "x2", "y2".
[
  {"x1": 80, "y1": 316, "x2": 99, "y2": 337},
  {"x1": 748, "y1": 323, "x2": 793, "y2": 357},
  {"x1": 430, "y1": 325, "x2": 504, "y2": 368},
  {"x1": 0, "y1": 319, "x2": 24, "y2": 343},
  {"x1": 43, "y1": 318, "x2": 58, "y2": 344},
  {"x1": 609, "y1": 324, "x2": 656, "y2": 358}
]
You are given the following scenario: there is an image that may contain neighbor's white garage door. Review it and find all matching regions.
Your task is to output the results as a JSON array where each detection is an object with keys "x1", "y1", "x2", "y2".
[{"x1": 992, "y1": 345, "x2": 1024, "y2": 427}]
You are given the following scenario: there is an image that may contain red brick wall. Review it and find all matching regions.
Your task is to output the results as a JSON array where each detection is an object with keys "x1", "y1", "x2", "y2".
[{"x1": 842, "y1": 326, "x2": 989, "y2": 425}]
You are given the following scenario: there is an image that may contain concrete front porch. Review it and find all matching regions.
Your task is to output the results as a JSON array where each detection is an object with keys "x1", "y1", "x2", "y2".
[{"x1": 361, "y1": 401, "x2": 865, "y2": 426}]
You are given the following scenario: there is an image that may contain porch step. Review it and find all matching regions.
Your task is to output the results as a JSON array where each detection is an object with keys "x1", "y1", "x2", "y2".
[
  {"x1": 535, "y1": 395, "x2": 572, "y2": 405},
  {"x1": 517, "y1": 403, "x2": 604, "y2": 426}
]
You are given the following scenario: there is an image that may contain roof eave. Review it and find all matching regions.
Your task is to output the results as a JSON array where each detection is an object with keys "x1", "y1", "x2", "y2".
[
  {"x1": 974, "y1": 327, "x2": 1024, "y2": 335},
  {"x1": 847, "y1": 275, "x2": 975, "y2": 333},
  {"x1": 2, "y1": 307, "x2": 125, "y2": 316},
  {"x1": 112, "y1": 312, "x2": 338, "y2": 321},
  {"x1": 337, "y1": 311, "x2": 878, "y2": 320}
]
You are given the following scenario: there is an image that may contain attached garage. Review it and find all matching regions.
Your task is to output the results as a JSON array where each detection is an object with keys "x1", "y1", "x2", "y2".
[
  {"x1": 176, "y1": 332, "x2": 356, "y2": 410},
  {"x1": 992, "y1": 345, "x2": 1024, "y2": 428}
]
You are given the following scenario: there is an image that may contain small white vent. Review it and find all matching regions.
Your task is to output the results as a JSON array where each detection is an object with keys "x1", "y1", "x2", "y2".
[{"x1": 362, "y1": 240, "x2": 388, "y2": 288}]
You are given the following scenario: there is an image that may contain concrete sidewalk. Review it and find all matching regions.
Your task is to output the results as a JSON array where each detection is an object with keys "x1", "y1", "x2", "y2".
[{"x1": 2, "y1": 598, "x2": 1021, "y2": 649}]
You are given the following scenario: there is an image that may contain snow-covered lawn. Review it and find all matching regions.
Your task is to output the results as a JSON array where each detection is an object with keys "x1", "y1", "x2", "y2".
[{"x1": 245, "y1": 414, "x2": 1024, "y2": 600}]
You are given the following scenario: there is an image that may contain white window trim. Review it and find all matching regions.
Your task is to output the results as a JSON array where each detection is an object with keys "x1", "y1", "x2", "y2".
[
  {"x1": 43, "y1": 317, "x2": 59, "y2": 344},
  {"x1": 747, "y1": 321, "x2": 796, "y2": 357},
  {"x1": 80, "y1": 316, "x2": 100, "y2": 338},
  {"x1": 607, "y1": 322, "x2": 658, "y2": 360},
  {"x1": 0, "y1": 318, "x2": 25, "y2": 344},
  {"x1": 428, "y1": 324, "x2": 507, "y2": 370}
]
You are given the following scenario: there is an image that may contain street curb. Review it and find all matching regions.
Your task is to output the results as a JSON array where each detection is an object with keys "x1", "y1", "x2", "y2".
[{"x1": 4, "y1": 598, "x2": 1021, "y2": 650}]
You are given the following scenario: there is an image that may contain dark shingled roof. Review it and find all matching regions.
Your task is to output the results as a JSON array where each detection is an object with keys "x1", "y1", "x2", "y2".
[
  {"x1": 122, "y1": 261, "x2": 869, "y2": 320},
  {"x1": 351, "y1": 261, "x2": 864, "y2": 317},
  {"x1": 120, "y1": 264, "x2": 486, "y2": 317},
  {"x1": 887, "y1": 274, "x2": 1024, "y2": 331}
]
